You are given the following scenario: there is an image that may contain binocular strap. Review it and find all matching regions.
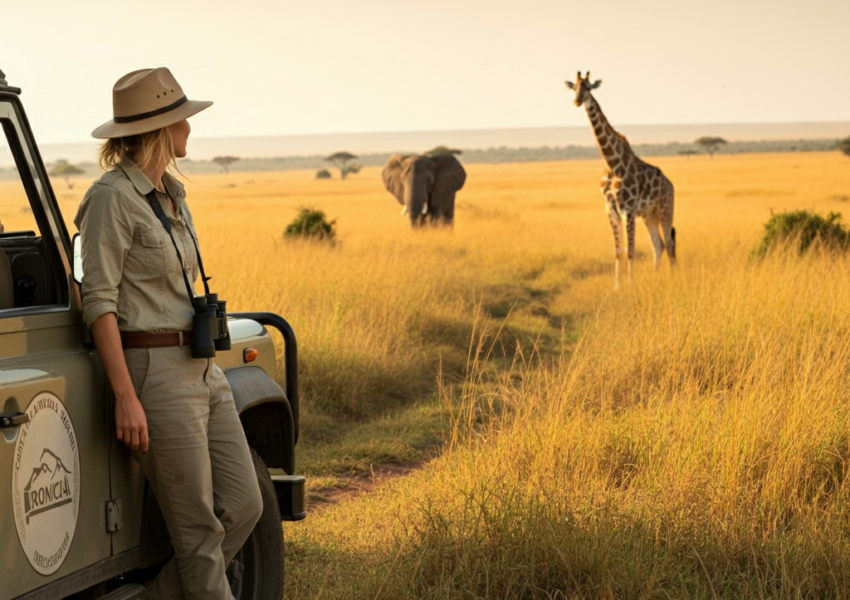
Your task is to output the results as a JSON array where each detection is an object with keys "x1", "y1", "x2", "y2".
[{"x1": 145, "y1": 190, "x2": 211, "y2": 305}]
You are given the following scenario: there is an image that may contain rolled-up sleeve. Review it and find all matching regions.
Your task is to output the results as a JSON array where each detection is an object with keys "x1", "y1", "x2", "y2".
[{"x1": 73, "y1": 184, "x2": 135, "y2": 327}]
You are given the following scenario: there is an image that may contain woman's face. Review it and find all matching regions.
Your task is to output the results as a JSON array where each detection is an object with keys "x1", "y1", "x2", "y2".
[{"x1": 168, "y1": 119, "x2": 191, "y2": 158}]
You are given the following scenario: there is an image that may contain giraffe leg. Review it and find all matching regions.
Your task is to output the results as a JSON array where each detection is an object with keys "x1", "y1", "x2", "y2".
[
  {"x1": 606, "y1": 202, "x2": 624, "y2": 290},
  {"x1": 661, "y1": 180, "x2": 676, "y2": 266},
  {"x1": 644, "y1": 216, "x2": 664, "y2": 271},
  {"x1": 662, "y1": 223, "x2": 676, "y2": 266},
  {"x1": 626, "y1": 212, "x2": 636, "y2": 283}
]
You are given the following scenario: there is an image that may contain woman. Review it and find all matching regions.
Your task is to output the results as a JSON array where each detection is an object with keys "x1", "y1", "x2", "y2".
[{"x1": 74, "y1": 67, "x2": 262, "y2": 599}]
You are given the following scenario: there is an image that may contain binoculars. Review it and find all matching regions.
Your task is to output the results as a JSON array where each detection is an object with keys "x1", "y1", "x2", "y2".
[{"x1": 190, "y1": 293, "x2": 231, "y2": 358}]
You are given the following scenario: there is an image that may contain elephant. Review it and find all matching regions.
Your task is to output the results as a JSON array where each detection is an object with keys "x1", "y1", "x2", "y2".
[{"x1": 381, "y1": 153, "x2": 466, "y2": 227}]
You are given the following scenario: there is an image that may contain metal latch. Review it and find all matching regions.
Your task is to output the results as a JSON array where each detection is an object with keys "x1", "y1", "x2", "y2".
[
  {"x1": 106, "y1": 499, "x2": 123, "y2": 533},
  {"x1": 0, "y1": 412, "x2": 29, "y2": 429}
]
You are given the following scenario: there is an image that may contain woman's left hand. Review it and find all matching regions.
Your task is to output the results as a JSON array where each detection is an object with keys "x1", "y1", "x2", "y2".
[
  {"x1": 115, "y1": 391, "x2": 148, "y2": 453},
  {"x1": 91, "y1": 312, "x2": 150, "y2": 453}
]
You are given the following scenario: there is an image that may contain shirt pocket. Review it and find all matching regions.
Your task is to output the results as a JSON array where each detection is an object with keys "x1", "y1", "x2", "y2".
[{"x1": 139, "y1": 227, "x2": 181, "y2": 275}]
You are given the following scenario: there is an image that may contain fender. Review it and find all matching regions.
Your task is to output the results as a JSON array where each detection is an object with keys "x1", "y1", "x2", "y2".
[{"x1": 225, "y1": 366, "x2": 296, "y2": 475}]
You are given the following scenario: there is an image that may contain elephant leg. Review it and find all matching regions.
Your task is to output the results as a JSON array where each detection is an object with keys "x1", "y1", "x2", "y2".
[
  {"x1": 427, "y1": 208, "x2": 440, "y2": 226},
  {"x1": 442, "y1": 193, "x2": 455, "y2": 227}
]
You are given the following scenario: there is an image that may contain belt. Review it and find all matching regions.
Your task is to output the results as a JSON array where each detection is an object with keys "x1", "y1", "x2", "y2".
[{"x1": 121, "y1": 330, "x2": 193, "y2": 349}]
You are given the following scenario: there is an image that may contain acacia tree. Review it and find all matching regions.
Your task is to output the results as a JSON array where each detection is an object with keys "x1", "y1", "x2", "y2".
[
  {"x1": 212, "y1": 156, "x2": 240, "y2": 174},
  {"x1": 695, "y1": 136, "x2": 727, "y2": 159},
  {"x1": 324, "y1": 151, "x2": 360, "y2": 180},
  {"x1": 838, "y1": 136, "x2": 850, "y2": 158},
  {"x1": 425, "y1": 146, "x2": 463, "y2": 157},
  {"x1": 50, "y1": 159, "x2": 85, "y2": 189}
]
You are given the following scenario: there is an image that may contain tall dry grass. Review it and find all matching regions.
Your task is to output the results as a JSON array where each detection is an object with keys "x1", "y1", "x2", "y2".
[{"x1": 286, "y1": 243, "x2": 850, "y2": 600}]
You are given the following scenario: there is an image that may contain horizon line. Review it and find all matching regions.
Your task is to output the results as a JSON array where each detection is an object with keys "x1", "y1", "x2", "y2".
[{"x1": 37, "y1": 120, "x2": 850, "y2": 146}]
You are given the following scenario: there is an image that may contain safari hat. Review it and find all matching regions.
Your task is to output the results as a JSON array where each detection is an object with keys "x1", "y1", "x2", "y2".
[{"x1": 92, "y1": 67, "x2": 212, "y2": 139}]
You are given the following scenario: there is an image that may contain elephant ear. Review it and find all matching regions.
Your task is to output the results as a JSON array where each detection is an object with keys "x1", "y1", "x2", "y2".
[
  {"x1": 382, "y1": 154, "x2": 407, "y2": 205},
  {"x1": 430, "y1": 154, "x2": 466, "y2": 199}
]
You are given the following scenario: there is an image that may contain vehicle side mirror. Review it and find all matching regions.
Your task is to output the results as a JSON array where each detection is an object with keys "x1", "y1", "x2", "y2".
[{"x1": 72, "y1": 233, "x2": 83, "y2": 285}]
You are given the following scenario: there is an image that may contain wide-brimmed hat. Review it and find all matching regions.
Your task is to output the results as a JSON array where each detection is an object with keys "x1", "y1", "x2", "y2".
[{"x1": 92, "y1": 67, "x2": 212, "y2": 139}]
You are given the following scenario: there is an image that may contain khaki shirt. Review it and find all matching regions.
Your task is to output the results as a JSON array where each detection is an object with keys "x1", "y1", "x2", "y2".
[{"x1": 74, "y1": 158, "x2": 200, "y2": 332}]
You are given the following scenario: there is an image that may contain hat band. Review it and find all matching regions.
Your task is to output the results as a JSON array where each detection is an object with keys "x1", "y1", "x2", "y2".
[{"x1": 113, "y1": 95, "x2": 188, "y2": 124}]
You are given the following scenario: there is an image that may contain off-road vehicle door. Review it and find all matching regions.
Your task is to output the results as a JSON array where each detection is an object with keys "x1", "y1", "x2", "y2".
[{"x1": 0, "y1": 92, "x2": 114, "y2": 599}]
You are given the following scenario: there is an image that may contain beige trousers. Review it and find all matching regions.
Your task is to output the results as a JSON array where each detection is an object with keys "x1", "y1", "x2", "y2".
[{"x1": 125, "y1": 346, "x2": 263, "y2": 600}]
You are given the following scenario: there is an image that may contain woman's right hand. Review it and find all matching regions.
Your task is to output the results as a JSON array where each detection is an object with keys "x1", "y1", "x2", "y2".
[{"x1": 115, "y1": 392, "x2": 149, "y2": 453}]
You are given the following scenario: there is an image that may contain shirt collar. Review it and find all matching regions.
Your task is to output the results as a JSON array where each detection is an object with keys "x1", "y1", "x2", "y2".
[
  {"x1": 117, "y1": 157, "x2": 187, "y2": 206},
  {"x1": 117, "y1": 157, "x2": 155, "y2": 196}
]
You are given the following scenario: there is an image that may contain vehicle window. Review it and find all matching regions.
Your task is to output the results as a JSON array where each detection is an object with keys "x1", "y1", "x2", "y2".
[
  {"x1": 0, "y1": 121, "x2": 37, "y2": 234},
  {"x1": 0, "y1": 99, "x2": 68, "y2": 313}
]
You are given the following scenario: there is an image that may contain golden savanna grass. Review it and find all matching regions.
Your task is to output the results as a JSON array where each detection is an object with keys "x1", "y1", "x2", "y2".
[{"x1": 4, "y1": 151, "x2": 850, "y2": 597}]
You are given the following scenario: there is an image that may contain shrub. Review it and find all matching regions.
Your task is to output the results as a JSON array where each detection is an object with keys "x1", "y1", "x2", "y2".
[
  {"x1": 753, "y1": 210, "x2": 850, "y2": 257},
  {"x1": 315, "y1": 169, "x2": 331, "y2": 179},
  {"x1": 284, "y1": 208, "x2": 336, "y2": 242}
]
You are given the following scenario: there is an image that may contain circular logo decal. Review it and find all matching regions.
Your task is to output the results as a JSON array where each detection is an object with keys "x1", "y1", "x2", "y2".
[{"x1": 12, "y1": 392, "x2": 80, "y2": 576}]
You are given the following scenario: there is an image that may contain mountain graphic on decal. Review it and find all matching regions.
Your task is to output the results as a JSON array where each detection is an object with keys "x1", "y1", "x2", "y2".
[{"x1": 24, "y1": 448, "x2": 71, "y2": 492}]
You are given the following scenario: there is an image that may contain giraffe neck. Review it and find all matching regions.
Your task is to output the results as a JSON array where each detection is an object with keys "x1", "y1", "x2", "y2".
[{"x1": 584, "y1": 94, "x2": 633, "y2": 173}]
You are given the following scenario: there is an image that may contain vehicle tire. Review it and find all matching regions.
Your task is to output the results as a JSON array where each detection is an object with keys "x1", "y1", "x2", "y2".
[{"x1": 228, "y1": 448, "x2": 284, "y2": 600}]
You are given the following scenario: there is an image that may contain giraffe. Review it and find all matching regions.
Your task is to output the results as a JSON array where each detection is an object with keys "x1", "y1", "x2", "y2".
[{"x1": 566, "y1": 72, "x2": 675, "y2": 288}]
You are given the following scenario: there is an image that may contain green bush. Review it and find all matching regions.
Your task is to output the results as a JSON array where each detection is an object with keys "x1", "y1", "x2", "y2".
[
  {"x1": 284, "y1": 208, "x2": 336, "y2": 242},
  {"x1": 754, "y1": 210, "x2": 850, "y2": 257},
  {"x1": 315, "y1": 169, "x2": 331, "y2": 179}
]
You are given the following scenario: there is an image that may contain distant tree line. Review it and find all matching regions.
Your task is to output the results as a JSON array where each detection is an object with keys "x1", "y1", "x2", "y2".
[{"x1": 0, "y1": 138, "x2": 842, "y2": 182}]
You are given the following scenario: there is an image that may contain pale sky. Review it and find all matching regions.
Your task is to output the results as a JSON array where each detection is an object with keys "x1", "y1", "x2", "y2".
[{"x1": 3, "y1": 0, "x2": 849, "y2": 144}]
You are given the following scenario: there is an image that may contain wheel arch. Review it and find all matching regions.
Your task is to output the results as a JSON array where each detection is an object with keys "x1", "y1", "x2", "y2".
[{"x1": 226, "y1": 366, "x2": 296, "y2": 475}]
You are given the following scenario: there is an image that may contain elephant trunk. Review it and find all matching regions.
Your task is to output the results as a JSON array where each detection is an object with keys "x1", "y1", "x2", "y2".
[{"x1": 405, "y1": 170, "x2": 431, "y2": 227}]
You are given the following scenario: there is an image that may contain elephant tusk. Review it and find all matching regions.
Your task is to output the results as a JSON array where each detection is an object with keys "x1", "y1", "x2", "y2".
[
  {"x1": 400, "y1": 206, "x2": 408, "y2": 216},
  {"x1": 421, "y1": 203, "x2": 428, "y2": 215}
]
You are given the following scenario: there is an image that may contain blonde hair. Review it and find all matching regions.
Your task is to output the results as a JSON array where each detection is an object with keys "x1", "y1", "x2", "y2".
[{"x1": 98, "y1": 127, "x2": 182, "y2": 175}]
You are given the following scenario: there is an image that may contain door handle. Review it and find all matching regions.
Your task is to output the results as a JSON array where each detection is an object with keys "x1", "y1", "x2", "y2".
[{"x1": 0, "y1": 412, "x2": 29, "y2": 428}]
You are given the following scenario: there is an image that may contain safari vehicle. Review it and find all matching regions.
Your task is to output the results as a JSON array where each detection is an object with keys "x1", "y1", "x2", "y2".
[{"x1": 0, "y1": 69, "x2": 304, "y2": 600}]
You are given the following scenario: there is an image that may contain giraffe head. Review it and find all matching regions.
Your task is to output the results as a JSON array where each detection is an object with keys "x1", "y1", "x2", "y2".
[{"x1": 565, "y1": 71, "x2": 602, "y2": 107}]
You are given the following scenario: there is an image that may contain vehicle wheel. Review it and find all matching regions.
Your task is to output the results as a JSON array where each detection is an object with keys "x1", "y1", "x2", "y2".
[{"x1": 229, "y1": 448, "x2": 284, "y2": 600}]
